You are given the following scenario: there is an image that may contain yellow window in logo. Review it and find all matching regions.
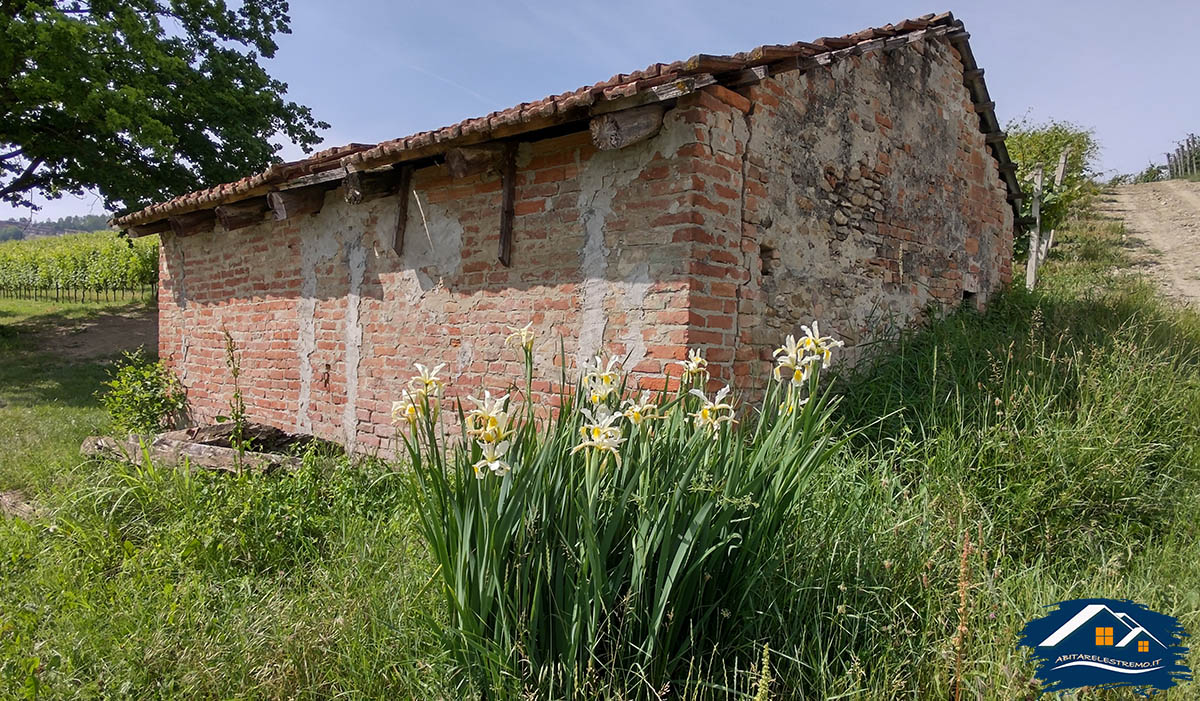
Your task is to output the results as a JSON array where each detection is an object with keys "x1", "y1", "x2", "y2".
[
  {"x1": 1095, "y1": 627, "x2": 1114, "y2": 646},
  {"x1": 1139, "y1": 640, "x2": 1150, "y2": 652}
]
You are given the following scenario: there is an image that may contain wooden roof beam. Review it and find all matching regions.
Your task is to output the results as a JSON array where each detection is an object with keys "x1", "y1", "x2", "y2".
[
  {"x1": 344, "y1": 168, "x2": 403, "y2": 205},
  {"x1": 168, "y1": 210, "x2": 216, "y2": 237},
  {"x1": 268, "y1": 186, "x2": 328, "y2": 220},
  {"x1": 445, "y1": 144, "x2": 506, "y2": 178},
  {"x1": 214, "y1": 197, "x2": 269, "y2": 231},
  {"x1": 590, "y1": 104, "x2": 664, "y2": 151},
  {"x1": 127, "y1": 219, "x2": 171, "y2": 238}
]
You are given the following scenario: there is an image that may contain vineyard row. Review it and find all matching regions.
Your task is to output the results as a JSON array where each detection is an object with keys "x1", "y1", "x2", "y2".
[{"x1": 0, "y1": 230, "x2": 159, "y2": 296}]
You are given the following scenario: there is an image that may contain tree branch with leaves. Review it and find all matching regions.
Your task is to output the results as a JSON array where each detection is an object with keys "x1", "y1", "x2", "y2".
[
  {"x1": 0, "y1": 0, "x2": 328, "y2": 215},
  {"x1": 1005, "y1": 117, "x2": 1100, "y2": 237}
]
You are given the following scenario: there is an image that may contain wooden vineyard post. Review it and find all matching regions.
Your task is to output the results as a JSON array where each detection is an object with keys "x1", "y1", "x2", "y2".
[
  {"x1": 1038, "y1": 149, "x2": 1069, "y2": 266},
  {"x1": 1025, "y1": 165, "x2": 1044, "y2": 291}
]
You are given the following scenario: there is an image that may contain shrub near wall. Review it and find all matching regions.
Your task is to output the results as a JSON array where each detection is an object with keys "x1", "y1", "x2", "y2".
[
  {"x1": 0, "y1": 231, "x2": 158, "y2": 301},
  {"x1": 99, "y1": 349, "x2": 188, "y2": 435}
]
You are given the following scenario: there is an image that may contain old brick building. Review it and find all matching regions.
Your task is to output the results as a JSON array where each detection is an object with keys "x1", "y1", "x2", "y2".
[{"x1": 114, "y1": 12, "x2": 1020, "y2": 450}]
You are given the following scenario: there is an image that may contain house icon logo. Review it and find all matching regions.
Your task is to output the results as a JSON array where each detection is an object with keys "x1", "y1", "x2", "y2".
[{"x1": 1018, "y1": 598, "x2": 1192, "y2": 694}]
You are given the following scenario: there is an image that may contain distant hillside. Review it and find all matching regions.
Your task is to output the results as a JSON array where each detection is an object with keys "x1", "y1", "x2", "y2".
[{"x1": 0, "y1": 214, "x2": 113, "y2": 242}]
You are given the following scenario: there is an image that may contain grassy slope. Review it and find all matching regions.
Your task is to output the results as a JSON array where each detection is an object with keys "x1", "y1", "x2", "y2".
[
  {"x1": 0, "y1": 298, "x2": 150, "y2": 496},
  {"x1": 0, "y1": 220, "x2": 1197, "y2": 698},
  {"x1": 757, "y1": 218, "x2": 1200, "y2": 698}
]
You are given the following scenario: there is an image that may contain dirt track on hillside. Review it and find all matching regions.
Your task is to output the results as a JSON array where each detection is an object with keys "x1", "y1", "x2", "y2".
[{"x1": 1097, "y1": 181, "x2": 1200, "y2": 305}]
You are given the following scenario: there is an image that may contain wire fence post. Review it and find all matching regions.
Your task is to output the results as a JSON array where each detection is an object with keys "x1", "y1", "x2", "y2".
[{"x1": 1025, "y1": 164, "x2": 1044, "y2": 291}]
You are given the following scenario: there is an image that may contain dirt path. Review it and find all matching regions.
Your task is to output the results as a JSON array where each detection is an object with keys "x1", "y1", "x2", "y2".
[
  {"x1": 1097, "y1": 181, "x2": 1200, "y2": 304},
  {"x1": 36, "y1": 307, "x2": 157, "y2": 360}
]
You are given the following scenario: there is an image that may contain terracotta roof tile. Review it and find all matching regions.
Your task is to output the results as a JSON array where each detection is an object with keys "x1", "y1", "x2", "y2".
[{"x1": 115, "y1": 11, "x2": 999, "y2": 228}]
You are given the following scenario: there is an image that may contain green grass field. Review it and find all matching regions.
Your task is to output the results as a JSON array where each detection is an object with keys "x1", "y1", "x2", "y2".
[{"x1": 0, "y1": 220, "x2": 1197, "y2": 699}]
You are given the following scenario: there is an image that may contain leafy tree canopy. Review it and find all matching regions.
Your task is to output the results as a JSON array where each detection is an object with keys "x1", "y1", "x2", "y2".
[
  {"x1": 1005, "y1": 117, "x2": 1100, "y2": 232},
  {"x1": 0, "y1": 0, "x2": 327, "y2": 215}
]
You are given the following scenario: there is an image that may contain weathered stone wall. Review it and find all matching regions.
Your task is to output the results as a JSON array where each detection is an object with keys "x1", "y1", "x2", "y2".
[
  {"x1": 680, "y1": 37, "x2": 1013, "y2": 391},
  {"x1": 159, "y1": 110, "x2": 710, "y2": 450},
  {"x1": 158, "y1": 36, "x2": 1013, "y2": 447}
]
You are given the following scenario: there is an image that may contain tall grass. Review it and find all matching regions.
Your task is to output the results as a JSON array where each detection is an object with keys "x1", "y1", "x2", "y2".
[
  {"x1": 742, "y1": 218, "x2": 1200, "y2": 697},
  {"x1": 0, "y1": 450, "x2": 451, "y2": 698}
]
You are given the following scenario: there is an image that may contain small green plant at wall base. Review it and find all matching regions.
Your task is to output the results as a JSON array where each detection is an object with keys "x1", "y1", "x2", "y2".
[
  {"x1": 218, "y1": 328, "x2": 249, "y2": 471},
  {"x1": 98, "y1": 349, "x2": 187, "y2": 435}
]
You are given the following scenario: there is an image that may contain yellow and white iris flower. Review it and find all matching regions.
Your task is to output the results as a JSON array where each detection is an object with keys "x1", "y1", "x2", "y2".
[
  {"x1": 677, "y1": 348, "x2": 708, "y2": 382},
  {"x1": 505, "y1": 323, "x2": 535, "y2": 352},
  {"x1": 409, "y1": 362, "x2": 447, "y2": 397},
  {"x1": 572, "y1": 406, "x2": 625, "y2": 466},
  {"x1": 799, "y1": 321, "x2": 845, "y2": 368},
  {"x1": 621, "y1": 391, "x2": 661, "y2": 426},
  {"x1": 583, "y1": 355, "x2": 622, "y2": 404},
  {"x1": 391, "y1": 390, "x2": 421, "y2": 426},
  {"x1": 688, "y1": 385, "x2": 737, "y2": 436},
  {"x1": 472, "y1": 440, "x2": 512, "y2": 479},
  {"x1": 466, "y1": 390, "x2": 512, "y2": 444}
]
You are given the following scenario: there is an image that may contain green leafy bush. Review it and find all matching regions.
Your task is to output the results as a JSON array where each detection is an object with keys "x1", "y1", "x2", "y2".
[
  {"x1": 99, "y1": 349, "x2": 187, "y2": 435},
  {"x1": 1005, "y1": 117, "x2": 1100, "y2": 238},
  {"x1": 1133, "y1": 162, "x2": 1167, "y2": 183},
  {"x1": 84, "y1": 443, "x2": 404, "y2": 576}
]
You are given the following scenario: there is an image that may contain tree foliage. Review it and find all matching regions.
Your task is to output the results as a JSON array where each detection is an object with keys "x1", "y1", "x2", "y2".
[
  {"x1": 0, "y1": 0, "x2": 327, "y2": 214},
  {"x1": 44, "y1": 213, "x2": 113, "y2": 232},
  {"x1": 1005, "y1": 117, "x2": 1100, "y2": 232}
]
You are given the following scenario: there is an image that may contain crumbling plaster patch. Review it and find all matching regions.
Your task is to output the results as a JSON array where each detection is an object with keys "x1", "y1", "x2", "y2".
[
  {"x1": 296, "y1": 198, "x2": 343, "y2": 433},
  {"x1": 575, "y1": 109, "x2": 690, "y2": 368},
  {"x1": 376, "y1": 189, "x2": 464, "y2": 301},
  {"x1": 343, "y1": 240, "x2": 366, "y2": 446}
]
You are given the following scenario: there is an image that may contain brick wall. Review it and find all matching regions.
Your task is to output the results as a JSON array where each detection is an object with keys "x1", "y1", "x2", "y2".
[
  {"x1": 158, "y1": 36, "x2": 1013, "y2": 448},
  {"x1": 159, "y1": 109, "x2": 712, "y2": 450}
]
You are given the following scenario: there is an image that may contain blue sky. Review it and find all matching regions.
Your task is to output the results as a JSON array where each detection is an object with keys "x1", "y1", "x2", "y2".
[{"x1": 8, "y1": 0, "x2": 1199, "y2": 220}]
